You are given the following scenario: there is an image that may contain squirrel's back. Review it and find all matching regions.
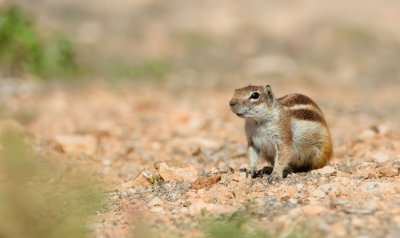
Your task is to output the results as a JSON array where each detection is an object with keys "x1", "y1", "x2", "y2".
[{"x1": 279, "y1": 93, "x2": 333, "y2": 171}]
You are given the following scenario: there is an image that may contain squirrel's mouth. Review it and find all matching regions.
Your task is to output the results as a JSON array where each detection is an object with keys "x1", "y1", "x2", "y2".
[{"x1": 235, "y1": 112, "x2": 245, "y2": 117}]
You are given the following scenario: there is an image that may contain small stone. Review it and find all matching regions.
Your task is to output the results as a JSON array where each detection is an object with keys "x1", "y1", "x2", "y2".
[
  {"x1": 191, "y1": 175, "x2": 221, "y2": 190},
  {"x1": 149, "y1": 206, "x2": 164, "y2": 213},
  {"x1": 371, "y1": 152, "x2": 390, "y2": 163},
  {"x1": 54, "y1": 134, "x2": 97, "y2": 156},
  {"x1": 211, "y1": 168, "x2": 219, "y2": 174},
  {"x1": 183, "y1": 201, "x2": 191, "y2": 207},
  {"x1": 359, "y1": 129, "x2": 376, "y2": 140},
  {"x1": 288, "y1": 198, "x2": 297, "y2": 204},
  {"x1": 313, "y1": 166, "x2": 336, "y2": 175},
  {"x1": 377, "y1": 124, "x2": 390, "y2": 136},
  {"x1": 191, "y1": 146, "x2": 201, "y2": 156},
  {"x1": 344, "y1": 208, "x2": 374, "y2": 215},
  {"x1": 332, "y1": 198, "x2": 348, "y2": 207},
  {"x1": 378, "y1": 167, "x2": 398, "y2": 177},
  {"x1": 280, "y1": 195, "x2": 290, "y2": 201},
  {"x1": 148, "y1": 197, "x2": 163, "y2": 207},
  {"x1": 302, "y1": 205, "x2": 326, "y2": 215},
  {"x1": 311, "y1": 189, "x2": 326, "y2": 198},
  {"x1": 119, "y1": 171, "x2": 154, "y2": 190},
  {"x1": 155, "y1": 159, "x2": 198, "y2": 183}
]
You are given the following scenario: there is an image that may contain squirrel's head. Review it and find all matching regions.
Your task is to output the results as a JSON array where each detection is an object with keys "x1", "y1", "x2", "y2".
[{"x1": 229, "y1": 85, "x2": 276, "y2": 120}]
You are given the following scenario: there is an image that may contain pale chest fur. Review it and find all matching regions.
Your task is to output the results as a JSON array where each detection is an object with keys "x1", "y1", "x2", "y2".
[{"x1": 245, "y1": 119, "x2": 280, "y2": 160}]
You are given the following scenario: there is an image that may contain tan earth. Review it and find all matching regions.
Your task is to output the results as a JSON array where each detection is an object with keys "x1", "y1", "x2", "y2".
[{"x1": 1, "y1": 79, "x2": 400, "y2": 237}]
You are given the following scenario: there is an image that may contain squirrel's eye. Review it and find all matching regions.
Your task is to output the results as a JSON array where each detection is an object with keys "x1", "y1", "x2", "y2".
[{"x1": 250, "y1": 92, "x2": 260, "y2": 99}]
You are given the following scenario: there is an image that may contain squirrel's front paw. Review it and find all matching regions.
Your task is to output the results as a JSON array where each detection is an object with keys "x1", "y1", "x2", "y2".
[
  {"x1": 239, "y1": 168, "x2": 256, "y2": 178},
  {"x1": 247, "y1": 169, "x2": 257, "y2": 178},
  {"x1": 267, "y1": 174, "x2": 282, "y2": 184}
]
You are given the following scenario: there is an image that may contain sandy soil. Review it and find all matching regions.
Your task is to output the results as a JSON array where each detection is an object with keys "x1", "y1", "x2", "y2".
[{"x1": 1, "y1": 80, "x2": 400, "y2": 237}]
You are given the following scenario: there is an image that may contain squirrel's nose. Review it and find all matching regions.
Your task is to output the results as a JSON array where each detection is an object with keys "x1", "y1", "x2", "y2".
[{"x1": 229, "y1": 100, "x2": 237, "y2": 107}]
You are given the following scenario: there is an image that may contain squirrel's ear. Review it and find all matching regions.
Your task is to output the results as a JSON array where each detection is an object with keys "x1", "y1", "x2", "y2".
[{"x1": 265, "y1": 85, "x2": 274, "y2": 104}]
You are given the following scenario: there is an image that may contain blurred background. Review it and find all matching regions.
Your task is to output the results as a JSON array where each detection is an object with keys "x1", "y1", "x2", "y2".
[{"x1": 1, "y1": 0, "x2": 400, "y2": 89}]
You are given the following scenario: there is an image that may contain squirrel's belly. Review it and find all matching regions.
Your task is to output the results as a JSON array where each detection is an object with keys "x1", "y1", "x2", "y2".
[{"x1": 290, "y1": 120, "x2": 327, "y2": 163}]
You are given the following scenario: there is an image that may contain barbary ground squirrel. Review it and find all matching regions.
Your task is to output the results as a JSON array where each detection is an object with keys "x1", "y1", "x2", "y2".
[{"x1": 229, "y1": 85, "x2": 333, "y2": 183}]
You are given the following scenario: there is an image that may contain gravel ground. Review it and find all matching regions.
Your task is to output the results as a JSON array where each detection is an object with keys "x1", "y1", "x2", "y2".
[{"x1": 1, "y1": 80, "x2": 400, "y2": 237}]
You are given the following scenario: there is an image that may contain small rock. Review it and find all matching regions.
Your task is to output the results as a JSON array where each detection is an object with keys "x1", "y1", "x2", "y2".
[
  {"x1": 155, "y1": 159, "x2": 198, "y2": 183},
  {"x1": 125, "y1": 170, "x2": 153, "y2": 188},
  {"x1": 280, "y1": 195, "x2": 290, "y2": 201},
  {"x1": 359, "y1": 129, "x2": 376, "y2": 140},
  {"x1": 211, "y1": 168, "x2": 219, "y2": 174},
  {"x1": 54, "y1": 134, "x2": 97, "y2": 155},
  {"x1": 378, "y1": 167, "x2": 398, "y2": 177},
  {"x1": 377, "y1": 124, "x2": 390, "y2": 136},
  {"x1": 288, "y1": 198, "x2": 297, "y2": 204},
  {"x1": 148, "y1": 197, "x2": 163, "y2": 207},
  {"x1": 313, "y1": 166, "x2": 336, "y2": 175},
  {"x1": 183, "y1": 201, "x2": 191, "y2": 207},
  {"x1": 191, "y1": 146, "x2": 201, "y2": 156},
  {"x1": 344, "y1": 208, "x2": 374, "y2": 215},
  {"x1": 191, "y1": 175, "x2": 221, "y2": 190},
  {"x1": 371, "y1": 152, "x2": 390, "y2": 163},
  {"x1": 302, "y1": 205, "x2": 326, "y2": 215},
  {"x1": 332, "y1": 198, "x2": 348, "y2": 207},
  {"x1": 149, "y1": 206, "x2": 164, "y2": 213},
  {"x1": 311, "y1": 189, "x2": 326, "y2": 198}
]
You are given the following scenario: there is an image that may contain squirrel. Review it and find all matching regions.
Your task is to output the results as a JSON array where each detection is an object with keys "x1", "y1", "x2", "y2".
[{"x1": 229, "y1": 85, "x2": 333, "y2": 183}]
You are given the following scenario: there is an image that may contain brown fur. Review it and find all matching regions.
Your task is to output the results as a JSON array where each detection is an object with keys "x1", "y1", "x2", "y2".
[
  {"x1": 290, "y1": 109, "x2": 326, "y2": 125},
  {"x1": 278, "y1": 93, "x2": 321, "y2": 110}
]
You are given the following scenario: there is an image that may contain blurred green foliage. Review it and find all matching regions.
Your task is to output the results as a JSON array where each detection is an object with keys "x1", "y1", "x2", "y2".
[
  {"x1": 201, "y1": 200, "x2": 311, "y2": 238},
  {"x1": 0, "y1": 6, "x2": 78, "y2": 78},
  {"x1": 202, "y1": 211, "x2": 267, "y2": 238},
  {"x1": 0, "y1": 129, "x2": 103, "y2": 238}
]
